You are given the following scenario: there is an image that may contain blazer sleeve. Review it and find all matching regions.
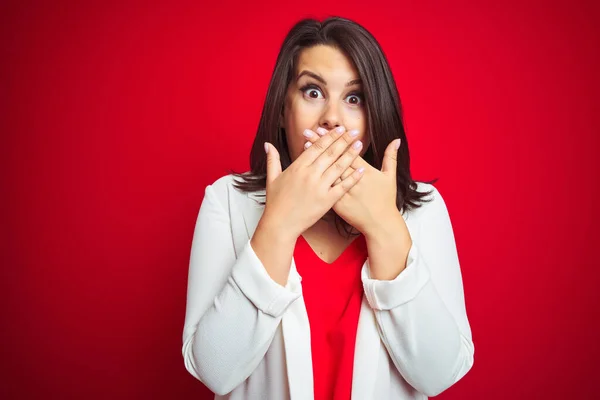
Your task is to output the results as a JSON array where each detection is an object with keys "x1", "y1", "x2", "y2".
[
  {"x1": 361, "y1": 185, "x2": 475, "y2": 397},
  {"x1": 182, "y1": 183, "x2": 301, "y2": 396}
]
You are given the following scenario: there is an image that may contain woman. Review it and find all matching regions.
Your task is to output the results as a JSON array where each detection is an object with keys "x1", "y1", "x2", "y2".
[{"x1": 182, "y1": 17, "x2": 474, "y2": 400}]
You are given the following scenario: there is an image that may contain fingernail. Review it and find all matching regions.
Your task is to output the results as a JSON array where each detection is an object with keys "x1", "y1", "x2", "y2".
[
  {"x1": 316, "y1": 127, "x2": 328, "y2": 136},
  {"x1": 358, "y1": 167, "x2": 365, "y2": 174},
  {"x1": 395, "y1": 138, "x2": 401, "y2": 149},
  {"x1": 303, "y1": 129, "x2": 315, "y2": 138},
  {"x1": 353, "y1": 140, "x2": 362, "y2": 149},
  {"x1": 264, "y1": 142, "x2": 269, "y2": 154},
  {"x1": 348, "y1": 129, "x2": 359, "y2": 137},
  {"x1": 304, "y1": 142, "x2": 312, "y2": 149},
  {"x1": 335, "y1": 126, "x2": 346, "y2": 134}
]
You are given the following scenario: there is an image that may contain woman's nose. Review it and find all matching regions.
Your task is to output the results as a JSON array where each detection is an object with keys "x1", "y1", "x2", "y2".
[{"x1": 318, "y1": 103, "x2": 342, "y2": 130}]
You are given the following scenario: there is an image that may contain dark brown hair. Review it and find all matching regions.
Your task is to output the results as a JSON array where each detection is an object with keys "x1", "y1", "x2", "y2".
[{"x1": 230, "y1": 16, "x2": 438, "y2": 237}]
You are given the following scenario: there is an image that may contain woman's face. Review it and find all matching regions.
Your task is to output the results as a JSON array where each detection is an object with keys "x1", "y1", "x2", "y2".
[{"x1": 281, "y1": 45, "x2": 369, "y2": 162}]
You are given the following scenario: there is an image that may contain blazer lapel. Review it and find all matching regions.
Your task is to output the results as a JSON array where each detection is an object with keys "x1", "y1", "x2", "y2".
[
  {"x1": 281, "y1": 269, "x2": 314, "y2": 400},
  {"x1": 241, "y1": 189, "x2": 315, "y2": 399},
  {"x1": 352, "y1": 263, "x2": 381, "y2": 399}
]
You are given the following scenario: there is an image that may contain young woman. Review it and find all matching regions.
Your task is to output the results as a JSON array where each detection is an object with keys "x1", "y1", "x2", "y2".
[{"x1": 182, "y1": 17, "x2": 474, "y2": 400}]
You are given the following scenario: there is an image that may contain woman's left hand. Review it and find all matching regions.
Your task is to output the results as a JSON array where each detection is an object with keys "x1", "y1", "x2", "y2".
[
  {"x1": 305, "y1": 128, "x2": 414, "y2": 279},
  {"x1": 304, "y1": 129, "x2": 402, "y2": 238}
]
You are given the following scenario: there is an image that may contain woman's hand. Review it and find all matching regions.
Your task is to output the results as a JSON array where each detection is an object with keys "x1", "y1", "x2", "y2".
[
  {"x1": 304, "y1": 128, "x2": 413, "y2": 280},
  {"x1": 260, "y1": 127, "x2": 366, "y2": 242},
  {"x1": 303, "y1": 128, "x2": 402, "y2": 238}
]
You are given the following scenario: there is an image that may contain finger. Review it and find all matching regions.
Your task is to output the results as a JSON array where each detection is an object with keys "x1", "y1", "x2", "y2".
[
  {"x1": 296, "y1": 126, "x2": 347, "y2": 167},
  {"x1": 381, "y1": 138, "x2": 401, "y2": 175},
  {"x1": 349, "y1": 154, "x2": 370, "y2": 171},
  {"x1": 333, "y1": 166, "x2": 356, "y2": 186},
  {"x1": 328, "y1": 166, "x2": 366, "y2": 201},
  {"x1": 264, "y1": 142, "x2": 282, "y2": 187},
  {"x1": 322, "y1": 138, "x2": 363, "y2": 185},
  {"x1": 303, "y1": 131, "x2": 320, "y2": 150},
  {"x1": 316, "y1": 127, "x2": 329, "y2": 136},
  {"x1": 311, "y1": 127, "x2": 362, "y2": 173},
  {"x1": 334, "y1": 154, "x2": 369, "y2": 185},
  {"x1": 303, "y1": 126, "x2": 329, "y2": 150}
]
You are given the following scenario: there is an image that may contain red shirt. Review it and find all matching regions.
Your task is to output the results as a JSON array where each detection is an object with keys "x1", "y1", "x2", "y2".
[{"x1": 293, "y1": 234, "x2": 368, "y2": 400}]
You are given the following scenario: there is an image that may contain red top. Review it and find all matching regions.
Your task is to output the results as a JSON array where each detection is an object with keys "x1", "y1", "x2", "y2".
[{"x1": 293, "y1": 234, "x2": 368, "y2": 400}]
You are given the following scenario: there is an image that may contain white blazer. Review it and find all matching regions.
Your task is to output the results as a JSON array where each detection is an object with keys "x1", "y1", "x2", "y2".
[{"x1": 182, "y1": 174, "x2": 474, "y2": 399}]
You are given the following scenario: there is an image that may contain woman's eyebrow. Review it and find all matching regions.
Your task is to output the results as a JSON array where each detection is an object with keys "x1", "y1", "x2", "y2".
[{"x1": 296, "y1": 70, "x2": 362, "y2": 87}]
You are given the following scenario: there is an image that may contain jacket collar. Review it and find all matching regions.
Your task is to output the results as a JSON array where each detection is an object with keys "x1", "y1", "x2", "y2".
[{"x1": 242, "y1": 190, "x2": 266, "y2": 241}]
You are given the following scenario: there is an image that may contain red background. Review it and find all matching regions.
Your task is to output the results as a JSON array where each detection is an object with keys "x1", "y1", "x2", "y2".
[{"x1": 2, "y1": 0, "x2": 599, "y2": 399}]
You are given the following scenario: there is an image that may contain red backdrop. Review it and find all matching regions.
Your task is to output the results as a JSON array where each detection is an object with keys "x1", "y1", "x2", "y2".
[{"x1": 2, "y1": 0, "x2": 599, "y2": 399}]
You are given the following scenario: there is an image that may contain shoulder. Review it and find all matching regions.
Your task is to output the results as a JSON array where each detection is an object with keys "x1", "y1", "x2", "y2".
[
  {"x1": 414, "y1": 181, "x2": 441, "y2": 202},
  {"x1": 208, "y1": 173, "x2": 239, "y2": 193},
  {"x1": 410, "y1": 182, "x2": 450, "y2": 220},
  {"x1": 204, "y1": 172, "x2": 257, "y2": 206}
]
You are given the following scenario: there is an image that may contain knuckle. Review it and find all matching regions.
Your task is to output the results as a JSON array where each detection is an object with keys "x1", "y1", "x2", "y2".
[
  {"x1": 345, "y1": 148, "x2": 357, "y2": 159},
  {"x1": 325, "y1": 145, "x2": 336, "y2": 158},
  {"x1": 340, "y1": 151, "x2": 354, "y2": 165},
  {"x1": 313, "y1": 140, "x2": 327, "y2": 151},
  {"x1": 333, "y1": 161, "x2": 345, "y2": 173}
]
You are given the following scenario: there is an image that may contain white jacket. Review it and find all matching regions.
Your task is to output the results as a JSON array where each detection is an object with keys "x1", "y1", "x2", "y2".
[{"x1": 182, "y1": 174, "x2": 475, "y2": 399}]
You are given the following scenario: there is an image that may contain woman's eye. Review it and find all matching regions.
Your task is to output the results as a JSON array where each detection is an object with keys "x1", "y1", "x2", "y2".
[
  {"x1": 303, "y1": 87, "x2": 324, "y2": 99},
  {"x1": 346, "y1": 94, "x2": 363, "y2": 105}
]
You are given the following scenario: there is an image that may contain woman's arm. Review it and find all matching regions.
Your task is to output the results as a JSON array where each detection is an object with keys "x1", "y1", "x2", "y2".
[
  {"x1": 362, "y1": 186, "x2": 475, "y2": 397},
  {"x1": 182, "y1": 182, "x2": 301, "y2": 396}
]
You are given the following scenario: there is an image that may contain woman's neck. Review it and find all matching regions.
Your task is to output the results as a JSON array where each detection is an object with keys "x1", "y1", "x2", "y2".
[{"x1": 317, "y1": 209, "x2": 360, "y2": 238}]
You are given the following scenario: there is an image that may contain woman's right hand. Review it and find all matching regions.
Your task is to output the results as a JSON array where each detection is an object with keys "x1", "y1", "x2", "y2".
[{"x1": 261, "y1": 126, "x2": 365, "y2": 242}]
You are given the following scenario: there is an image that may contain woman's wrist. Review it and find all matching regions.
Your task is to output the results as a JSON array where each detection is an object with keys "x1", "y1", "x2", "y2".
[
  {"x1": 258, "y1": 211, "x2": 300, "y2": 244},
  {"x1": 250, "y1": 215, "x2": 298, "y2": 287}
]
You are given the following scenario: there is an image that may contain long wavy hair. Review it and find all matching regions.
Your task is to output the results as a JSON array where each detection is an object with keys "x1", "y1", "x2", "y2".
[{"x1": 230, "y1": 16, "x2": 438, "y2": 238}]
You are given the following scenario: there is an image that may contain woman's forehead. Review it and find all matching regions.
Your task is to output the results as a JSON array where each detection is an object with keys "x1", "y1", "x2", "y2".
[{"x1": 295, "y1": 45, "x2": 360, "y2": 84}]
